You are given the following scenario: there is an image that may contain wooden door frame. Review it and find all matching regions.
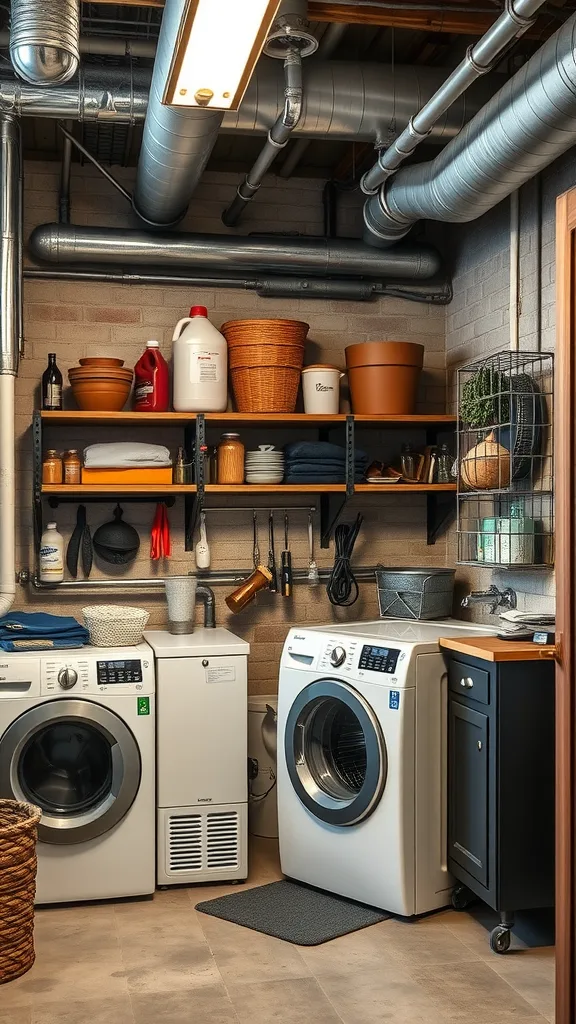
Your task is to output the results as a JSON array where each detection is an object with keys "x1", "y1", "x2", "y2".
[{"x1": 555, "y1": 189, "x2": 576, "y2": 1024}]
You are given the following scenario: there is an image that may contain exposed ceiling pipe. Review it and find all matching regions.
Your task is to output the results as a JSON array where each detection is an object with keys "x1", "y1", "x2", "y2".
[
  {"x1": 363, "y1": 9, "x2": 576, "y2": 246},
  {"x1": 280, "y1": 22, "x2": 347, "y2": 178},
  {"x1": 222, "y1": 49, "x2": 304, "y2": 226},
  {"x1": 361, "y1": 0, "x2": 545, "y2": 195},
  {"x1": 0, "y1": 115, "x2": 22, "y2": 618},
  {"x1": 0, "y1": 61, "x2": 493, "y2": 141},
  {"x1": 132, "y1": 0, "x2": 222, "y2": 227},
  {"x1": 10, "y1": 0, "x2": 80, "y2": 85},
  {"x1": 29, "y1": 223, "x2": 442, "y2": 280},
  {"x1": 24, "y1": 268, "x2": 452, "y2": 304},
  {"x1": 0, "y1": 30, "x2": 157, "y2": 60}
]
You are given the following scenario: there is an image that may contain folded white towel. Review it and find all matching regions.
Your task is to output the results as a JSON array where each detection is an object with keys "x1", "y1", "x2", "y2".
[{"x1": 83, "y1": 442, "x2": 172, "y2": 468}]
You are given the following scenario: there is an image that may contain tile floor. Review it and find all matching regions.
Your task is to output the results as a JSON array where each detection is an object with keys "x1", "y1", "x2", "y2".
[{"x1": 3, "y1": 839, "x2": 554, "y2": 1024}]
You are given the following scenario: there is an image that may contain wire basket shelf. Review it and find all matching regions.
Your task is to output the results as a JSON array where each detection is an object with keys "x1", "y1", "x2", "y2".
[{"x1": 456, "y1": 350, "x2": 554, "y2": 568}]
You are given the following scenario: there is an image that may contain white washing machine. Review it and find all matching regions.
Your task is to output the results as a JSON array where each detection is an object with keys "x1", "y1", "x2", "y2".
[
  {"x1": 0, "y1": 643, "x2": 155, "y2": 904},
  {"x1": 278, "y1": 619, "x2": 493, "y2": 917},
  {"x1": 144, "y1": 628, "x2": 249, "y2": 886}
]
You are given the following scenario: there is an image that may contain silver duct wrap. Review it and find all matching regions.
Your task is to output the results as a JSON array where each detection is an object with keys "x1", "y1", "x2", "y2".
[
  {"x1": 10, "y1": 0, "x2": 79, "y2": 85},
  {"x1": 132, "y1": 0, "x2": 222, "y2": 227},
  {"x1": 0, "y1": 65, "x2": 151, "y2": 122},
  {"x1": 29, "y1": 223, "x2": 442, "y2": 281},
  {"x1": 364, "y1": 9, "x2": 576, "y2": 245},
  {"x1": 0, "y1": 116, "x2": 22, "y2": 374}
]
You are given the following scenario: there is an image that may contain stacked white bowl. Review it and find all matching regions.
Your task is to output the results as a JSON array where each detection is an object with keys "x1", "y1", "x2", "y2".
[{"x1": 245, "y1": 445, "x2": 285, "y2": 484}]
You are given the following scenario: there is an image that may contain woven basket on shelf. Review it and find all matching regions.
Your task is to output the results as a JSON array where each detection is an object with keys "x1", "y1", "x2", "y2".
[
  {"x1": 221, "y1": 319, "x2": 308, "y2": 413},
  {"x1": 0, "y1": 800, "x2": 41, "y2": 984}
]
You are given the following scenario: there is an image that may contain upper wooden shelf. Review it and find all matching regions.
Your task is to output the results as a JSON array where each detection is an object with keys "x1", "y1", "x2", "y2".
[
  {"x1": 40, "y1": 411, "x2": 457, "y2": 428},
  {"x1": 42, "y1": 484, "x2": 197, "y2": 496}
]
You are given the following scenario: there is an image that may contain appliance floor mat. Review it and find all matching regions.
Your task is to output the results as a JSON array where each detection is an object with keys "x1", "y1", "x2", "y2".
[{"x1": 195, "y1": 879, "x2": 390, "y2": 945}]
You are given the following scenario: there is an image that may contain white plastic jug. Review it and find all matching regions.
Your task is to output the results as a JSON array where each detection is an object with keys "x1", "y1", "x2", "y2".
[{"x1": 172, "y1": 305, "x2": 228, "y2": 412}]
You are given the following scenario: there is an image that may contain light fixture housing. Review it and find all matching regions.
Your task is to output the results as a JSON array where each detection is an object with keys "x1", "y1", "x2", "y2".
[{"x1": 164, "y1": 0, "x2": 282, "y2": 111}]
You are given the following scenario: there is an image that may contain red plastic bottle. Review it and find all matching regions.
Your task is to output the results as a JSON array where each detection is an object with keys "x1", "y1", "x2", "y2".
[{"x1": 134, "y1": 340, "x2": 170, "y2": 412}]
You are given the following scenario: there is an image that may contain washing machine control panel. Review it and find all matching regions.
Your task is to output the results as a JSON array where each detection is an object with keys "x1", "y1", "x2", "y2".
[
  {"x1": 358, "y1": 644, "x2": 400, "y2": 674},
  {"x1": 40, "y1": 644, "x2": 154, "y2": 695},
  {"x1": 97, "y1": 659, "x2": 143, "y2": 685}
]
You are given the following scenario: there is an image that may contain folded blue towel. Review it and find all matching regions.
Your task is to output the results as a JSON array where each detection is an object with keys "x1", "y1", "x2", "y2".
[
  {"x1": 284, "y1": 471, "x2": 366, "y2": 483},
  {"x1": 0, "y1": 611, "x2": 89, "y2": 652},
  {"x1": 284, "y1": 441, "x2": 368, "y2": 465}
]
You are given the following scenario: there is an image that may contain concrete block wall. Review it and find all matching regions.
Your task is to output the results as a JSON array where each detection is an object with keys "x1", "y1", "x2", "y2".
[
  {"x1": 446, "y1": 148, "x2": 576, "y2": 623},
  {"x1": 15, "y1": 160, "x2": 447, "y2": 690}
]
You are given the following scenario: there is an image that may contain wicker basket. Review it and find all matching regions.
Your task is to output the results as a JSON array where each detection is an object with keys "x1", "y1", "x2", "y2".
[
  {"x1": 0, "y1": 800, "x2": 41, "y2": 984},
  {"x1": 82, "y1": 605, "x2": 150, "y2": 646},
  {"x1": 221, "y1": 319, "x2": 308, "y2": 413}
]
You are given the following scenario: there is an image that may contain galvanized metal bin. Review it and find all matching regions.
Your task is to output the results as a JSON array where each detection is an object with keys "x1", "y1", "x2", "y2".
[{"x1": 376, "y1": 567, "x2": 455, "y2": 620}]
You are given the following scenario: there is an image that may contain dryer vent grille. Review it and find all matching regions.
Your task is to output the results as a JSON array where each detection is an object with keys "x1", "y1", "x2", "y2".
[{"x1": 167, "y1": 810, "x2": 240, "y2": 874}]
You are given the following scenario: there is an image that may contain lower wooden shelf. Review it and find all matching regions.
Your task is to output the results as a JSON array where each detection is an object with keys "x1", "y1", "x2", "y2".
[
  {"x1": 41, "y1": 482, "x2": 455, "y2": 497},
  {"x1": 355, "y1": 483, "x2": 457, "y2": 493}
]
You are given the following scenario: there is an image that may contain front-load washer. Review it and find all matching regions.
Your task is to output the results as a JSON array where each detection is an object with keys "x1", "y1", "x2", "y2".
[
  {"x1": 0, "y1": 642, "x2": 155, "y2": 904},
  {"x1": 278, "y1": 619, "x2": 493, "y2": 917},
  {"x1": 144, "y1": 628, "x2": 249, "y2": 886}
]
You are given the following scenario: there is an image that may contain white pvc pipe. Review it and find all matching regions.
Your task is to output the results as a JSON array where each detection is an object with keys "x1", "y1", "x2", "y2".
[{"x1": 0, "y1": 375, "x2": 15, "y2": 616}]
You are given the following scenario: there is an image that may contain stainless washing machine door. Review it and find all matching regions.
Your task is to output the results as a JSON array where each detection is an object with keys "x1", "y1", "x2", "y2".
[
  {"x1": 285, "y1": 679, "x2": 387, "y2": 826},
  {"x1": 0, "y1": 699, "x2": 141, "y2": 845}
]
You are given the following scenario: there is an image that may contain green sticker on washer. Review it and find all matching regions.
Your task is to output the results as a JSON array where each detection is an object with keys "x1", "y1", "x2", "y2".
[{"x1": 137, "y1": 696, "x2": 150, "y2": 715}]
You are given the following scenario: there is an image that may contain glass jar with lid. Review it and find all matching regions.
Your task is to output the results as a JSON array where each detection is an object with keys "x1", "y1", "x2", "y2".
[
  {"x1": 63, "y1": 449, "x2": 82, "y2": 485},
  {"x1": 217, "y1": 433, "x2": 245, "y2": 484},
  {"x1": 42, "y1": 450, "x2": 63, "y2": 484}
]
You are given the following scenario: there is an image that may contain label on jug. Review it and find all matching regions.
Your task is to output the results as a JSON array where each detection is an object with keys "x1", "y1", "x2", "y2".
[{"x1": 190, "y1": 350, "x2": 220, "y2": 384}]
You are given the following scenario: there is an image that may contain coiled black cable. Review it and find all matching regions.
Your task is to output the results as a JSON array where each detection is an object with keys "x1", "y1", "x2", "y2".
[{"x1": 326, "y1": 514, "x2": 363, "y2": 607}]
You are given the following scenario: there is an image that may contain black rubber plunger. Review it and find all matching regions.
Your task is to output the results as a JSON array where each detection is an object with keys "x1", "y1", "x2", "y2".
[{"x1": 93, "y1": 504, "x2": 140, "y2": 565}]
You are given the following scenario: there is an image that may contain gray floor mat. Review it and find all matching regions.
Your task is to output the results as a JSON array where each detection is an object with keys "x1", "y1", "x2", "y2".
[{"x1": 195, "y1": 879, "x2": 390, "y2": 945}]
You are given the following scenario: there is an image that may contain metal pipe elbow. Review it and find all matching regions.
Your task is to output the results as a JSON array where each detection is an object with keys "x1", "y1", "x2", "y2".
[{"x1": 196, "y1": 584, "x2": 216, "y2": 628}]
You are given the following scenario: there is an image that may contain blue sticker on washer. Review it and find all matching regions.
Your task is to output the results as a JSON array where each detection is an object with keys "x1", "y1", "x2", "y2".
[{"x1": 389, "y1": 690, "x2": 400, "y2": 710}]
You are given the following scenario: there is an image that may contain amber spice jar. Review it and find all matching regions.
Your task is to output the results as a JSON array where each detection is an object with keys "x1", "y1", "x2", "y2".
[
  {"x1": 63, "y1": 450, "x2": 82, "y2": 485},
  {"x1": 217, "y1": 433, "x2": 245, "y2": 484},
  {"x1": 42, "y1": 450, "x2": 63, "y2": 484}
]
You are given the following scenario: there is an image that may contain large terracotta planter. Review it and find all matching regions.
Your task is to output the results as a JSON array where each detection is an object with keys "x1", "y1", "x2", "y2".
[{"x1": 345, "y1": 341, "x2": 425, "y2": 415}]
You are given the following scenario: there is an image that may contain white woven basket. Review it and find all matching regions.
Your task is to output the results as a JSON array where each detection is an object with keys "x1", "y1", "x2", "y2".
[{"x1": 82, "y1": 605, "x2": 149, "y2": 647}]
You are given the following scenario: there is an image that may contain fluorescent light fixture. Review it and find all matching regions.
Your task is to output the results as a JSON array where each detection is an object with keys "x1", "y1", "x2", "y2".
[{"x1": 164, "y1": 0, "x2": 282, "y2": 111}]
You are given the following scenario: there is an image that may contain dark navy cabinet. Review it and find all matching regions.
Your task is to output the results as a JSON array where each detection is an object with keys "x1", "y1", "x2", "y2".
[{"x1": 445, "y1": 652, "x2": 555, "y2": 952}]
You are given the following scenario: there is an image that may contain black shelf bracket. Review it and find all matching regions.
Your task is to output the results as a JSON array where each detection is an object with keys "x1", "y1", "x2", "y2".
[
  {"x1": 320, "y1": 415, "x2": 355, "y2": 548},
  {"x1": 32, "y1": 409, "x2": 43, "y2": 554},
  {"x1": 185, "y1": 414, "x2": 204, "y2": 551},
  {"x1": 427, "y1": 492, "x2": 456, "y2": 545}
]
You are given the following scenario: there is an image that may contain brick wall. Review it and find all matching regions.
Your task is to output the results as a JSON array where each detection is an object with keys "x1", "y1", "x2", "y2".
[
  {"x1": 15, "y1": 159, "x2": 447, "y2": 690},
  {"x1": 446, "y1": 151, "x2": 573, "y2": 623}
]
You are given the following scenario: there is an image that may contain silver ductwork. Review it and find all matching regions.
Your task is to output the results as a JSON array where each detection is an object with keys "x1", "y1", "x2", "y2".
[
  {"x1": 363, "y1": 8, "x2": 576, "y2": 245},
  {"x1": 0, "y1": 60, "x2": 492, "y2": 139},
  {"x1": 10, "y1": 0, "x2": 79, "y2": 85},
  {"x1": 132, "y1": 0, "x2": 222, "y2": 227},
  {"x1": 0, "y1": 115, "x2": 22, "y2": 619},
  {"x1": 29, "y1": 223, "x2": 442, "y2": 280}
]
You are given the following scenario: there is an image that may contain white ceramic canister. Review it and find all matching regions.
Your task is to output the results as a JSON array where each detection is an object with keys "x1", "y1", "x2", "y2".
[
  {"x1": 172, "y1": 305, "x2": 228, "y2": 412},
  {"x1": 301, "y1": 364, "x2": 344, "y2": 414}
]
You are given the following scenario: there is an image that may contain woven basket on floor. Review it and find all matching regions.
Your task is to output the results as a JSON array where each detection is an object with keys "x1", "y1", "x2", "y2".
[
  {"x1": 0, "y1": 800, "x2": 41, "y2": 984},
  {"x1": 221, "y1": 319, "x2": 308, "y2": 413}
]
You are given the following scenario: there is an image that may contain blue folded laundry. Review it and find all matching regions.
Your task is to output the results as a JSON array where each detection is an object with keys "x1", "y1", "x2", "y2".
[
  {"x1": 0, "y1": 611, "x2": 89, "y2": 652},
  {"x1": 284, "y1": 441, "x2": 368, "y2": 465}
]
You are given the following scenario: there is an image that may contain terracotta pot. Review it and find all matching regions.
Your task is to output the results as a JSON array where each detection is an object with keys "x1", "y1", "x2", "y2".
[
  {"x1": 71, "y1": 380, "x2": 131, "y2": 411},
  {"x1": 345, "y1": 341, "x2": 425, "y2": 415},
  {"x1": 79, "y1": 357, "x2": 124, "y2": 367}
]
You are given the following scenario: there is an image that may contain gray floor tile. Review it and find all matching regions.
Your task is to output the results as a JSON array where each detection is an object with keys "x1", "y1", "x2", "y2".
[
  {"x1": 130, "y1": 981, "x2": 239, "y2": 1024},
  {"x1": 196, "y1": 911, "x2": 311, "y2": 986},
  {"x1": 410, "y1": 960, "x2": 548, "y2": 1022},
  {"x1": 488, "y1": 947, "x2": 555, "y2": 1020},
  {"x1": 227, "y1": 977, "x2": 343, "y2": 1024},
  {"x1": 30, "y1": 994, "x2": 135, "y2": 1024},
  {"x1": 315, "y1": 963, "x2": 447, "y2": 1024}
]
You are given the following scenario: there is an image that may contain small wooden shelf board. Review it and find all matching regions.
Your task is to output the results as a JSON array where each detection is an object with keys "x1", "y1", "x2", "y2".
[
  {"x1": 439, "y1": 635, "x2": 556, "y2": 662},
  {"x1": 40, "y1": 411, "x2": 458, "y2": 427}
]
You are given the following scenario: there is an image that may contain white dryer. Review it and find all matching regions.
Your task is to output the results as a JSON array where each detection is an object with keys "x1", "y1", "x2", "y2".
[
  {"x1": 0, "y1": 643, "x2": 155, "y2": 904},
  {"x1": 278, "y1": 619, "x2": 492, "y2": 917},
  {"x1": 145, "y1": 628, "x2": 249, "y2": 886}
]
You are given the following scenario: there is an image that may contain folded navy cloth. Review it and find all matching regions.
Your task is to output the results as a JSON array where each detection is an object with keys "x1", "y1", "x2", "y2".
[
  {"x1": 0, "y1": 611, "x2": 89, "y2": 651},
  {"x1": 284, "y1": 441, "x2": 368, "y2": 466},
  {"x1": 284, "y1": 470, "x2": 366, "y2": 483}
]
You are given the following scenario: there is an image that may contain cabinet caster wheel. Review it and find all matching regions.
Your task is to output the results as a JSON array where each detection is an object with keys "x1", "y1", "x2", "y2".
[
  {"x1": 490, "y1": 925, "x2": 511, "y2": 954},
  {"x1": 451, "y1": 885, "x2": 473, "y2": 911}
]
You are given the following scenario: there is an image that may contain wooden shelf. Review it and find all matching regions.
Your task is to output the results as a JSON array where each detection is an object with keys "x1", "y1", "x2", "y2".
[
  {"x1": 204, "y1": 484, "x2": 346, "y2": 494},
  {"x1": 40, "y1": 411, "x2": 457, "y2": 428},
  {"x1": 40, "y1": 411, "x2": 197, "y2": 425},
  {"x1": 42, "y1": 484, "x2": 197, "y2": 496},
  {"x1": 353, "y1": 414, "x2": 457, "y2": 426},
  {"x1": 356, "y1": 483, "x2": 457, "y2": 493}
]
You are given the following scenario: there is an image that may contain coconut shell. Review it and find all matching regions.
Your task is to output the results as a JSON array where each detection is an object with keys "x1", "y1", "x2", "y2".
[{"x1": 461, "y1": 433, "x2": 511, "y2": 490}]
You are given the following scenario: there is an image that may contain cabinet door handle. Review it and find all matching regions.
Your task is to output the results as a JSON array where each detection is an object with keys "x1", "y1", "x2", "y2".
[
  {"x1": 460, "y1": 677, "x2": 474, "y2": 688},
  {"x1": 477, "y1": 741, "x2": 483, "y2": 751}
]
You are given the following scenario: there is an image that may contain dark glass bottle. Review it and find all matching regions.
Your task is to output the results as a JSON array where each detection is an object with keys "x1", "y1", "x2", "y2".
[{"x1": 42, "y1": 353, "x2": 63, "y2": 411}]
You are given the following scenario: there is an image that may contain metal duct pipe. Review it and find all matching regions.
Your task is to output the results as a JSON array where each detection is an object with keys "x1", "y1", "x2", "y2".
[
  {"x1": 0, "y1": 115, "x2": 22, "y2": 619},
  {"x1": 0, "y1": 30, "x2": 157, "y2": 60},
  {"x1": 0, "y1": 61, "x2": 492, "y2": 140},
  {"x1": 363, "y1": 9, "x2": 576, "y2": 245},
  {"x1": 361, "y1": 0, "x2": 544, "y2": 194},
  {"x1": 132, "y1": 0, "x2": 222, "y2": 227},
  {"x1": 10, "y1": 0, "x2": 79, "y2": 85},
  {"x1": 29, "y1": 223, "x2": 442, "y2": 280},
  {"x1": 222, "y1": 50, "x2": 303, "y2": 226}
]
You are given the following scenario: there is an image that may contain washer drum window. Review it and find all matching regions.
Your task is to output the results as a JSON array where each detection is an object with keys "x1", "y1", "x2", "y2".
[
  {"x1": 0, "y1": 700, "x2": 141, "y2": 845},
  {"x1": 284, "y1": 679, "x2": 387, "y2": 827}
]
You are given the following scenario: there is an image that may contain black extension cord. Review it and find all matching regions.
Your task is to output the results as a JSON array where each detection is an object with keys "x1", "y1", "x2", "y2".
[{"x1": 326, "y1": 514, "x2": 363, "y2": 607}]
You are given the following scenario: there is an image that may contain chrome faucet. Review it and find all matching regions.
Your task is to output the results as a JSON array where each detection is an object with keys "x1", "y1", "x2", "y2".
[{"x1": 461, "y1": 585, "x2": 517, "y2": 615}]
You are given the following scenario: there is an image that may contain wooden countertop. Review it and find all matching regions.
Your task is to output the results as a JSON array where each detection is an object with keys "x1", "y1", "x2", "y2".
[{"x1": 439, "y1": 635, "x2": 556, "y2": 662}]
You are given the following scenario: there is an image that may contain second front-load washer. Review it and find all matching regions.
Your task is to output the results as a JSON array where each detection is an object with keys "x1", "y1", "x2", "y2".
[
  {"x1": 278, "y1": 619, "x2": 492, "y2": 917},
  {"x1": 0, "y1": 643, "x2": 156, "y2": 904}
]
